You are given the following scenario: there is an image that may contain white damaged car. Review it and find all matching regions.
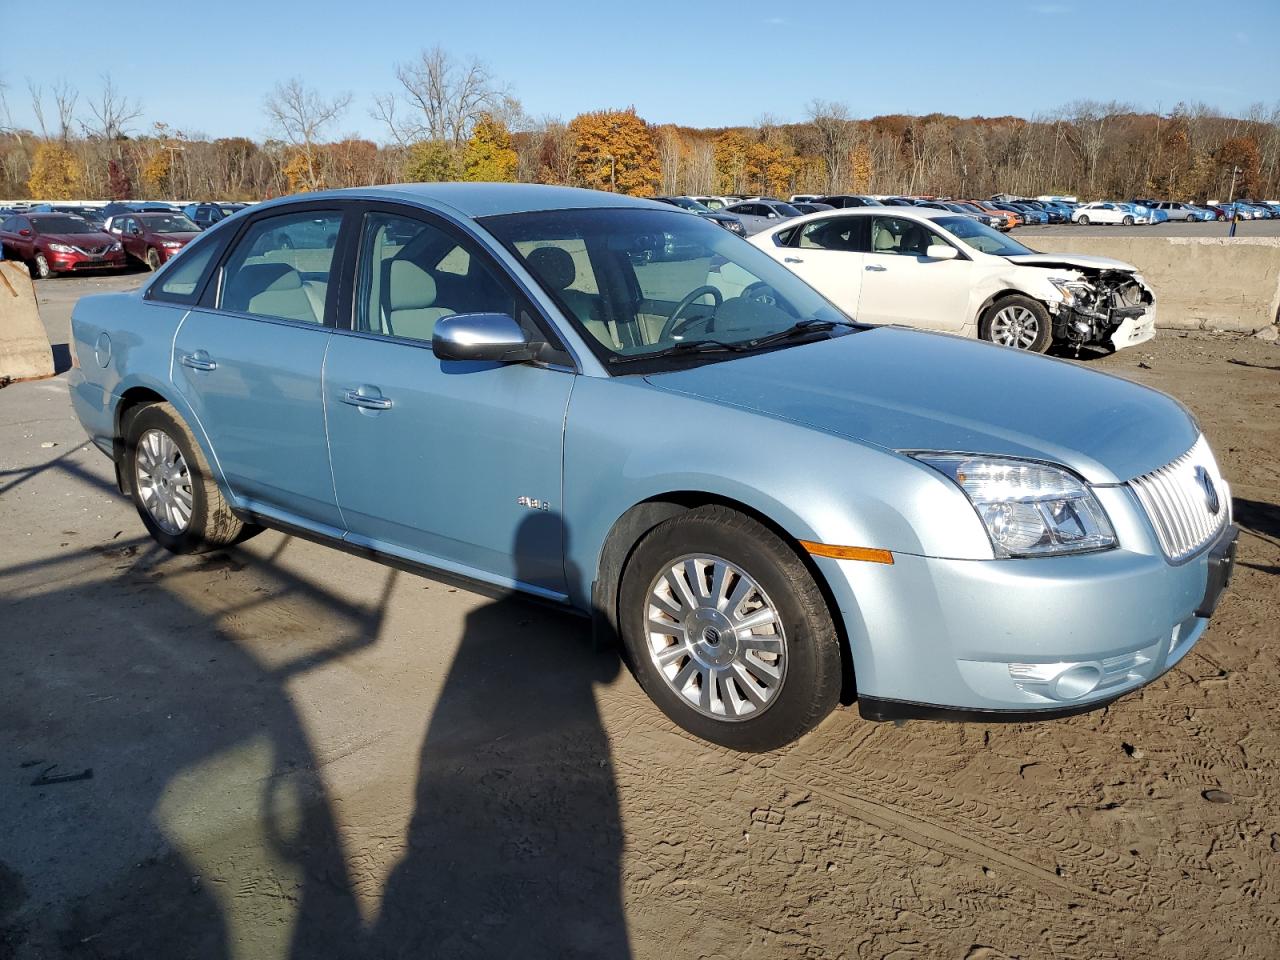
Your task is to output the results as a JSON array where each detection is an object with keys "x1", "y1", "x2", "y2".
[{"x1": 750, "y1": 206, "x2": 1155, "y2": 353}]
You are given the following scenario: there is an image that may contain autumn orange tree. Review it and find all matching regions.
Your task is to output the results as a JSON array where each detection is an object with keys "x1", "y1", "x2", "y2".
[
  {"x1": 463, "y1": 114, "x2": 518, "y2": 182},
  {"x1": 568, "y1": 108, "x2": 659, "y2": 195},
  {"x1": 26, "y1": 142, "x2": 81, "y2": 199}
]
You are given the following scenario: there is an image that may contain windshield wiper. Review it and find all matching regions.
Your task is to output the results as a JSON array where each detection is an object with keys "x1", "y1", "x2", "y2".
[
  {"x1": 739, "y1": 318, "x2": 857, "y2": 350},
  {"x1": 608, "y1": 338, "x2": 750, "y2": 364}
]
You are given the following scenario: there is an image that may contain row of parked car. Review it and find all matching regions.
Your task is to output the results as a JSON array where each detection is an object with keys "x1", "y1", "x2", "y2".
[
  {"x1": 670, "y1": 192, "x2": 1280, "y2": 236},
  {"x1": 0, "y1": 200, "x2": 250, "y2": 278}
]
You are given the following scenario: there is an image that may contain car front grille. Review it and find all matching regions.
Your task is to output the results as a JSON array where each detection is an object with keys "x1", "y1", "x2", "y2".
[{"x1": 1128, "y1": 436, "x2": 1228, "y2": 563}]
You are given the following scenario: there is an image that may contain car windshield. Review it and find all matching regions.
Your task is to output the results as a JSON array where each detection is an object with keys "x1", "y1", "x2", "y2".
[
  {"x1": 933, "y1": 216, "x2": 1036, "y2": 256},
  {"x1": 483, "y1": 207, "x2": 855, "y2": 370},
  {"x1": 29, "y1": 215, "x2": 93, "y2": 234},
  {"x1": 665, "y1": 197, "x2": 711, "y2": 212},
  {"x1": 771, "y1": 202, "x2": 803, "y2": 217},
  {"x1": 140, "y1": 214, "x2": 199, "y2": 233}
]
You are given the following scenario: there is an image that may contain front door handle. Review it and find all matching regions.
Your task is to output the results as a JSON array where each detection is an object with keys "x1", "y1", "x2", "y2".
[
  {"x1": 342, "y1": 387, "x2": 393, "y2": 411},
  {"x1": 783, "y1": 256, "x2": 804, "y2": 264},
  {"x1": 180, "y1": 350, "x2": 217, "y2": 371},
  {"x1": 865, "y1": 264, "x2": 887, "y2": 272}
]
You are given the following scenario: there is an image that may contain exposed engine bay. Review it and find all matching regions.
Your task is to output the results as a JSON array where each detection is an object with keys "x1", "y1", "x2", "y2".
[{"x1": 1005, "y1": 254, "x2": 1156, "y2": 352}]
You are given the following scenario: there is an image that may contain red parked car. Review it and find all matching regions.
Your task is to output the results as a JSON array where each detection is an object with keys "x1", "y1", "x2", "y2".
[
  {"x1": 0, "y1": 213, "x2": 126, "y2": 279},
  {"x1": 107, "y1": 212, "x2": 202, "y2": 270}
]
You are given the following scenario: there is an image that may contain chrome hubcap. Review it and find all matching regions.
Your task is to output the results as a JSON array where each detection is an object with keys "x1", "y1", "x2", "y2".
[
  {"x1": 991, "y1": 306, "x2": 1040, "y2": 349},
  {"x1": 645, "y1": 555, "x2": 786, "y2": 721},
  {"x1": 135, "y1": 428, "x2": 193, "y2": 535}
]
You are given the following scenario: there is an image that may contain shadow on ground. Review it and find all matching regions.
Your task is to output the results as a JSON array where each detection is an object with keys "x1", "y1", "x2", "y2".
[{"x1": 2, "y1": 508, "x2": 630, "y2": 959}]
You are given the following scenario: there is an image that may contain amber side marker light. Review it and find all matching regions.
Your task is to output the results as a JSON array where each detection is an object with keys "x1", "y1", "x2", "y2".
[{"x1": 799, "y1": 541, "x2": 894, "y2": 564}]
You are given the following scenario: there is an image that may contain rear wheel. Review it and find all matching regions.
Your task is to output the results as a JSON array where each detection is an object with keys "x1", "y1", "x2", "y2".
[
  {"x1": 980, "y1": 294, "x2": 1052, "y2": 353},
  {"x1": 32, "y1": 253, "x2": 52, "y2": 279},
  {"x1": 618, "y1": 505, "x2": 842, "y2": 751},
  {"x1": 125, "y1": 403, "x2": 257, "y2": 554},
  {"x1": 146, "y1": 247, "x2": 161, "y2": 271}
]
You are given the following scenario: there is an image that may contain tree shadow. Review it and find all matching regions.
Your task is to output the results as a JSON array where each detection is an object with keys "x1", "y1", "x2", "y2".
[{"x1": 368, "y1": 512, "x2": 631, "y2": 959}]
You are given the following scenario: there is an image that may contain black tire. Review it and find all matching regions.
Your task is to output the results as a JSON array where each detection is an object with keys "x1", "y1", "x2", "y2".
[
  {"x1": 32, "y1": 253, "x2": 52, "y2": 279},
  {"x1": 979, "y1": 294, "x2": 1053, "y2": 353},
  {"x1": 618, "y1": 505, "x2": 843, "y2": 751},
  {"x1": 1123, "y1": 215, "x2": 1135, "y2": 226},
  {"x1": 1077, "y1": 215, "x2": 1089, "y2": 225},
  {"x1": 146, "y1": 247, "x2": 161, "y2": 271},
  {"x1": 124, "y1": 403, "x2": 257, "y2": 554}
]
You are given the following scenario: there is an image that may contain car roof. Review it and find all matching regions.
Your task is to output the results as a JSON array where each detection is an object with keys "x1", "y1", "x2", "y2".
[
  {"x1": 248, "y1": 183, "x2": 667, "y2": 220},
  {"x1": 755, "y1": 205, "x2": 954, "y2": 235}
]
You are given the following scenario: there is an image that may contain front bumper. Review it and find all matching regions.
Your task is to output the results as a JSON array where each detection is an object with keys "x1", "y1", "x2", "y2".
[
  {"x1": 817, "y1": 517, "x2": 1238, "y2": 722},
  {"x1": 1109, "y1": 306, "x2": 1157, "y2": 350},
  {"x1": 48, "y1": 250, "x2": 126, "y2": 272}
]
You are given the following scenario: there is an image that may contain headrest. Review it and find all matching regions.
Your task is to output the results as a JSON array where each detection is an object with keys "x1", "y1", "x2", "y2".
[
  {"x1": 388, "y1": 260, "x2": 438, "y2": 310},
  {"x1": 526, "y1": 246, "x2": 575, "y2": 291},
  {"x1": 224, "y1": 261, "x2": 302, "y2": 311},
  {"x1": 872, "y1": 229, "x2": 897, "y2": 251}
]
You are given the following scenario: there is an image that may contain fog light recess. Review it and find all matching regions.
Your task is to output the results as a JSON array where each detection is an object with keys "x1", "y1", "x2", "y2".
[{"x1": 1051, "y1": 664, "x2": 1103, "y2": 701}]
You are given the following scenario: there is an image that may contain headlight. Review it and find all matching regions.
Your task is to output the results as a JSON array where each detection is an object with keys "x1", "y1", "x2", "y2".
[
  {"x1": 161, "y1": 241, "x2": 183, "y2": 249},
  {"x1": 1048, "y1": 277, "x2": 1089, "y2": 305},
  {"x1": 47, "y1": 242, "x2": 75, "y2": 253},
  {"x1": 915, "y1": 455, "x2": 1116, "y2": 557}
]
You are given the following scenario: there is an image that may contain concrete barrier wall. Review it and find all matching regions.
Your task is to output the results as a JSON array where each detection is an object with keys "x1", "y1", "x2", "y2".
[
  {"x1": 0, "y1": 261, "x2": 54, "y2": 383},
  {"x1": 1031, "y1": 236, "x2": 1280, "y2": 333}
]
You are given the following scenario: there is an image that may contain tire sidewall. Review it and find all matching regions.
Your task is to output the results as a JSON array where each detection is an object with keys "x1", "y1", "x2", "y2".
[
  {"x1": 126, "y1": 405, "x2": 213, "y2": 553},
  {"x1": 980, "y1": 295, "x2": 1053, "y2": 353},
  {"x1": 618, "y1": 509, "x2": 840, "y2": 751},
  {"x1": 33, "y1": 253, "x2": 51, "y2": 279}
]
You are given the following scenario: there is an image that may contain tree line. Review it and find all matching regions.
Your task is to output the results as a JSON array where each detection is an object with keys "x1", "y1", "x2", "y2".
[{"x1": 2, "y1": 50, "x2": 1278, "y2": 203}]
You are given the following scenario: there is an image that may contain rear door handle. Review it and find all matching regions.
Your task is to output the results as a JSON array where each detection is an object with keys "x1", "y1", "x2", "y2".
[
  {"x1": 342, "y1": 387, "x2": 393, "y2": 411},
  {"x1": 783, "y1": 256, "x2": 804, "y2": 264},
  {"x1": 865, "y1": 264, "x2": 887, "y2": 272},
  {"x1": 180, "y1": 350, "x2": 217, "y2": 371}
]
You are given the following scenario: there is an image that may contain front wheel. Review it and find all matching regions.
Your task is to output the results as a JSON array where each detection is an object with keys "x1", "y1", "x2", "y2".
[
  {"x1": 125, "y1": 403, "x2": 258, "y2": 554},
  {"x1": 146, "y1": 247, "x2": 162, "y2": 271},
  {"x1": 1123, "y1": 215, "x2": 1135, "y2": 226},
  {"x1": 618, "y1": 505, "x2": 843, "y2": 751},
  {"x1": 32, "y1": 253, "x2": 52, "y2": 279},
  {"x1": 980, "y1": 295, "x2": 1052, "y2": 353},
  {"x1": 1077, "y1": 215, "x2": 1089, "y2": 225}
]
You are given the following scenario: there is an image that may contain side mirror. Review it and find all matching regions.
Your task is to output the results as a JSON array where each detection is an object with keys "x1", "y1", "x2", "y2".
[
  {"x1": 925, "y1": 244, "x2": 959, "y2": 261},
  {"x1": 130, "y1": 227, "x2": 142, "y2": 236},
  {"x1": 432, "y1": 313, "x2": 538, "y2": 363}
]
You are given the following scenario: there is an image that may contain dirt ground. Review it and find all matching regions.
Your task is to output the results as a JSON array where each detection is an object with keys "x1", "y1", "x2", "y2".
[{"x1": 2, "y1": 273, "x2": 1278, "y2": 959}]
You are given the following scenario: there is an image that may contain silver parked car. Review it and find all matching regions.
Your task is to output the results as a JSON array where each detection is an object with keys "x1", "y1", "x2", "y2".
[
  {"x1": 67, "y1": 184, "x2": 1238, "y2": 750},
  {"x1": 724, "y1": 199, "x2": 803, "y2": 235}
]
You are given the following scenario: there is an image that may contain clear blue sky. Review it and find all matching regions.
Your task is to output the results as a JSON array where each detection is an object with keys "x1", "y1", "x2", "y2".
[{"x1": 2, "y1": 0, "x2": 1277, "y2": 140}]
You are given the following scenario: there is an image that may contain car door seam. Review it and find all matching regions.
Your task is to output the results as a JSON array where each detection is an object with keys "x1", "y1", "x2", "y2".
[{"x1": 320, "y1": 331, "x2": 349, "y2": 534}]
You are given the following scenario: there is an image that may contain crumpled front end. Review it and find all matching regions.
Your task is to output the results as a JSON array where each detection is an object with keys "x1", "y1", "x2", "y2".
[{"x1": 1046, "y1": 267, "x2": 1157, "y2": 352}]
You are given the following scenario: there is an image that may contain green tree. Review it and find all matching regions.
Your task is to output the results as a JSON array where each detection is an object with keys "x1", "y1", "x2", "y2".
[
  {"x1": 403, "y1": 140, "x2": 461, "y2": 182},
  {"x1": 463, "y1": 114, "x2": 518, "y2": 182},
  {"x1": 567, "y1": 107, "x2": 659, "y2": 195}
]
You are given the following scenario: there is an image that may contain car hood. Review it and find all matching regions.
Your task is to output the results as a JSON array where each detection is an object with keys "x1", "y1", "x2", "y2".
[
  {"x1": 42, "y1": 231, "x2": 116, "y2": 246},
  {"x1": 155, "y1": 232, "x2": 200, "y2": 243},
  {"x1": 1004, "y1": 252, "x2": 1138, "y2": 273},
  {"x1": 643, "y1": 328, "x2": 1197, "y2": 483}
]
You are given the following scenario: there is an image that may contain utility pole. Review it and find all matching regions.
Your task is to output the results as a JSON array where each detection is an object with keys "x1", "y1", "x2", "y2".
[{"x1": 1227, "y1": 165, "x2": 1241, "y2": 238}]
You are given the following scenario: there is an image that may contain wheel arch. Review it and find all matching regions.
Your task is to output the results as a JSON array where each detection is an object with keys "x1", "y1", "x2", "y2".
[
  {"x1": 590, "y1": 491, "x2": 858, "y2": 706},
  {"x1": 111, "y1": 383, "x2": 227, "y2": 500}
]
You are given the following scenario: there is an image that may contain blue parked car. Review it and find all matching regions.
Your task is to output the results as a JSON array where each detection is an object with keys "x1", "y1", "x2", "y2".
[{"x1": 67, "y1": 184, "x2": 1239, "y2": 749}]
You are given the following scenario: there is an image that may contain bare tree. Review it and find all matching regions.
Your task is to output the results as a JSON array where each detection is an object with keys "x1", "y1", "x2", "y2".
[
  {"x1": 806, "y1": 99, "x2": 856, "y2": 191},
  {"x1": 375, "y1": 46, "x2": 509, "y2": 148},
  {"x1": 656, "y1": 126, "x2": 683, "y2": 194},
  {"x1": 52, "y1": 80, "x2": 78, "y2": 142},
  {"x1": 27, "y1": 80, "x2": 48, "y2": 138},
  {"x1": 84, "y1": 74, "x2": 142, "y2": 140},
  {"x1": 264, "y1": 78, "x2": 351, "y2": 190}
]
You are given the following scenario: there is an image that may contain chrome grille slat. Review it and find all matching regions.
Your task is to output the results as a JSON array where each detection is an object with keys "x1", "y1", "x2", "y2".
[{"x1": 1128, "y1": 436, "x2": 1227, "y2": 563}]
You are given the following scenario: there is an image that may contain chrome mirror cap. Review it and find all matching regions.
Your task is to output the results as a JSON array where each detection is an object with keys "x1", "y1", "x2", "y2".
[{"x1": 432, "y1": 313, "x2": 536, "y2": 363}]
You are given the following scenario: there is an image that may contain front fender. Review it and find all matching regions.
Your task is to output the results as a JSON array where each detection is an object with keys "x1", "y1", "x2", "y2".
[{"x1": 562, "y1": 375, "x2": 990, "y2": 609}]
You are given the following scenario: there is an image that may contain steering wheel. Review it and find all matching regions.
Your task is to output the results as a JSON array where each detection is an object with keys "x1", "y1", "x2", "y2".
[
  {"x1": 659, "y1": 285, "x2": 723, "y2": 341},
  {"x1": 740, "y1": 281, "x2": 791, "y2": 313}
]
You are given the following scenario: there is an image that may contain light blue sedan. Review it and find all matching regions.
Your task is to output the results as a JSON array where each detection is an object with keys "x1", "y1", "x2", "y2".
[{"x1": 67, "y1": 184, "x2": 1239, "y2": 749}]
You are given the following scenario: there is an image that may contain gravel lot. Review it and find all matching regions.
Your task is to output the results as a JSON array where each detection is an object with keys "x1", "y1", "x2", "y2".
[{"x1": 2, "y1": 273, "x2": 1279, "y2": 959}]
